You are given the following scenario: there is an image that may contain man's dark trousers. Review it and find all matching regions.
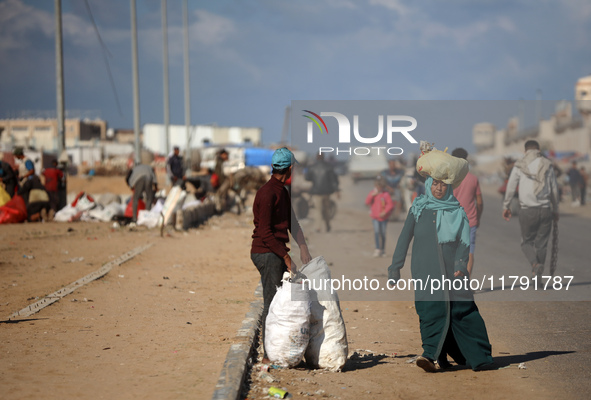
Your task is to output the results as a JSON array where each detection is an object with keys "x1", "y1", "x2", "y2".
[{"x1": 251, "y1": 252, "x2": 287, "y2": 359}]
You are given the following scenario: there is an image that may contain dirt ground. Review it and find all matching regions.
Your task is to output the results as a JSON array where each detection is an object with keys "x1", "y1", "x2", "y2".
[{"x1": 0, "y1": 176, "x2": 587, "y2": 399}]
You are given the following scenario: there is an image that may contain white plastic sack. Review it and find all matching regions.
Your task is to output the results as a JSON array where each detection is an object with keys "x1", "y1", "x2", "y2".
[
  {"x1": 137, "y1": 199, "x2": 165, "y2": 228},
  {"x1": 265, "y1": 273, "x2": 311, "y2": 368},
  {"x1": 299, "y1": 256, "x2": 348, "y2": 371},
  {"x1": 416, "y1": 141, "x2": 468, "y2": 188},
  {"x1": 87, "y1": 203, "x2": 124, "y2": 222},
  {"x1": 73, "y1": 192, "x2": 97, "y2": 211},
  {"x1": 54, "y1": 205, "x2": 79, "y2": 222}
]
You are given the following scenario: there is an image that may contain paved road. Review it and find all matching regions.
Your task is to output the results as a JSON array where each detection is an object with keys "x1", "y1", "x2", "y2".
[
  {"x1": 297, "y1": 177, "x2": 590, "y2": 397},
  {"x1": 475, "y1": 191, "x2": 591, "y2": 396}
]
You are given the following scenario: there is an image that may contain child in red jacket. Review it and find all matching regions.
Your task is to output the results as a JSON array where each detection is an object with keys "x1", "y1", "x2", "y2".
[{"x1": 365, "y1": 176, "x2": 394, "y2": 257}]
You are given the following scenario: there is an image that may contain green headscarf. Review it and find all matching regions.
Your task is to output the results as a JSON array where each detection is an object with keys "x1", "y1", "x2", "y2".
[{"x1": 410, "y1": 177, "x2": 470, "y2": 247}]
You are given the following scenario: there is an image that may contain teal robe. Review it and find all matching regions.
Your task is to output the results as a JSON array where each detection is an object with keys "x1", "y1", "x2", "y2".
[{"x1": 389, "y1": 210, "x2": 493, "y2": 370}]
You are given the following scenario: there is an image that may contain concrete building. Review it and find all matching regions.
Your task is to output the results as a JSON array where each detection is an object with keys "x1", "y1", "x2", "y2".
[
  {"x1": 473, "y1": 76, "x2": 591, "y2": 168},
  {"x1": 0, "y1": 118, "x2": 107, "y2": 151},
  {"x1": 142, "y1": 124, "x2": 262, "y2": 155}
]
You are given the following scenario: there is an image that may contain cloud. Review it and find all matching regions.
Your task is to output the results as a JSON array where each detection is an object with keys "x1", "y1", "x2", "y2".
[
  {"x1": 554, "y1": 0, "x2": 591, "y2": 22},
  {"x1": 368, "y1": 0, "x2": 409, "y2": 15},
  {"x1": 192, "y1": 9, "x2": 236, "y2": 46},
  {"x1": 418, "y1": 16, "x2": 517, "y2": 48},
  {"x1": 0, "y1": 0, "x2": 53, "y2": 51}
]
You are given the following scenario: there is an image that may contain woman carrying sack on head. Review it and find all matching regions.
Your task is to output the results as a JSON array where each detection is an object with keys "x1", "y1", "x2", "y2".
[{"x1": 388, "y1": 143, "x2": 493, "y2": 372}]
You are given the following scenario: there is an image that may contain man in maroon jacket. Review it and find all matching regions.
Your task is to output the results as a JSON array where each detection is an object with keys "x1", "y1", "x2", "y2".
[{"x1": 251, "y1": 147, "x2": 312, "y2": 364}]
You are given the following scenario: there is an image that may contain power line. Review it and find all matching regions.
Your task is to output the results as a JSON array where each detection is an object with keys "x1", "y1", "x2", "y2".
[{"x1": 83, "y1": 0, "x2": 124, "y2": 117}]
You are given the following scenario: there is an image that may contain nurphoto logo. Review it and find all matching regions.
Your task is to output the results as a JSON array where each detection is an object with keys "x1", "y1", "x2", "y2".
[{"x1": 303, "y1": 110, "x2": 418, "y2": 156}]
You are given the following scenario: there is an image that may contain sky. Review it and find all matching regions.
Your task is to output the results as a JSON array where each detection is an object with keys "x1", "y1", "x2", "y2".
[{"x1": 1, "y1": 0, "x2": 590, "y2": 150}]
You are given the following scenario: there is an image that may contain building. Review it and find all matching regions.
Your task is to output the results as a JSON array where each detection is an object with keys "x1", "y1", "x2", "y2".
[
  {"x1": 473, "y1": 76, "x2": 591, "y2": 169},
  {"x1": 0, "y1": 118, "x2": 107, "y2": 151},
  {"x1": 142, "y1": 123, "x2": 262, "y2": 155}
]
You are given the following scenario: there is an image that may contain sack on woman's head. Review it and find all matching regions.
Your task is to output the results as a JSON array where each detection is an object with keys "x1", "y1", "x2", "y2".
[{"x1": 416, "y1": 141, "x2": 468, "y2": 188}]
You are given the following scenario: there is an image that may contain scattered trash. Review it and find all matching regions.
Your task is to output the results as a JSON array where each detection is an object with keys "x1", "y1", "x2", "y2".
[
  {"x1": 186, "y1": 322, "x2": 192, "y2": 325},
  {"x1": 23, "y1": 255, "x2": 34, "y2": 259},
  {"x1": 118, "y1": 275, "x2": 124, "y2": 278},
  {"x1": 518, "y1": 363, "x2": 527, "y2": 370},
  {"x1": 259, "y1": 372, "x2": 276, "y2": 383},
  {"x1": 64, "y1": 257, "x2": 84, "y2": 263},
  {"x1": 163, "y1": 276, "x2": 169, "y2": 280},
  {"x1": 260, "y1": 364, "x2": 270, "y2": 372},
  {"x1": 188, "y1": 291, "x2": 195, "y2": 294},
  {"x1": 268, "y1": 386, "x2": 290, "y2": 398}
]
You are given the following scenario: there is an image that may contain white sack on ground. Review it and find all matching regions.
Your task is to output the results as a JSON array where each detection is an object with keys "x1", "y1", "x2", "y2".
[
  {"x1": 87, "y1": 203, "x2": 125, "y2": 222},
  {"x1": 137, "y1": 199, "x2": 165, "y2": 228},
  {"x1": 265, "y1": 273, "x2": 311, "y2": 368},
  {"x1": 299, "y1": 256, "x2": 348, "y2": 371}
]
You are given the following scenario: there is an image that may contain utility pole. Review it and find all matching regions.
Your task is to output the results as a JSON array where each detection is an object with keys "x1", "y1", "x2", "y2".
[
  {"x1": 162, "y1": 0, "x2": 170, "y2": 155},
  {"x1": 183, "y1": 0, "x2": 191, "y2": 169},
  {"x1": 55, "y1": 0, "x2": 65, "y2": 156},
  {"x1": 55, "y1": 0, "x2": 67, "y2": 209},
  {"x1": 280, "y1": 106, "x2": 291, "y2": 145},
  {"x1": 131, "y1": 0, "x2": 141, "y2": 164}
]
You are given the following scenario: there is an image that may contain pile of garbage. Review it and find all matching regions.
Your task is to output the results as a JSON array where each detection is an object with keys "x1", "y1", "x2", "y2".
[{"x1": 51, "y1": 187, "x2": 214, "y2": 229}]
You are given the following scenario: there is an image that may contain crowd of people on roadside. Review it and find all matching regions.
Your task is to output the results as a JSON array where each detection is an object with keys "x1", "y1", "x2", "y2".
[
  {"x1": 0, "y1": 147, "x2": 64, "y2": 223},
  {"x1": 1, "y1": 145, "x2": 243, "y2": 225}
]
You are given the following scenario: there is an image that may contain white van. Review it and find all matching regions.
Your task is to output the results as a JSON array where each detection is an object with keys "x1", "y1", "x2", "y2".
[{"x1": 348, "y1": 152, "x2": 388, "y2": 183}]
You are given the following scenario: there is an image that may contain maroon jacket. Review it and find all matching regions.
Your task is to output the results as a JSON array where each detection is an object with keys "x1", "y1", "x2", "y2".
[{"x1": 251, "y1": 176, "x2": 301, "y2": 257}]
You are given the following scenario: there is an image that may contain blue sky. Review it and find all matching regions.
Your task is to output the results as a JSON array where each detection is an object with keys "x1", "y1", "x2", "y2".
[{"x1": 1, "y1": 0, "x2": 590, "y2": 148}]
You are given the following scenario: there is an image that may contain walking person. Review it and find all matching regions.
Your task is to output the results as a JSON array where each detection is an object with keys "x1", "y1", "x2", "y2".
[
  {"x1": 381, "y1": 159, "x2": 405, "y2": 219},
  {"x1": 366, "y1": 176, "x2": 394, "y2": 257},
  {"x1": 388, "y1": 151, "x2": 493, "y2": 372},
  {"x1": 451, "y1": 148, "x2": 483, "y2": 277},
  {"x1": 579, "y1": 166, "x2": 588, "y2": 206},
  {"x1": 213, "y1": 149, "x2": 231, "y2": 213},
  {"x1": 567, "y1": 161, "x2": 582, "y2": 206},
  {"x1": 305, "y1": 154, "x2": 340, "y2": 232},
  {"x1": 502, "y1": 140, "x2": 559, "y2": 279},
  {"x1": 250, "y1": 147, "x2": 312, "y2": 364}
]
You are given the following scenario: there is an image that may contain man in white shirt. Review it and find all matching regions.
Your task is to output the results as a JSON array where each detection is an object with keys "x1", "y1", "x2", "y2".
[{"x1": 502, "y1": 140, "x2": 559, "y2": 279}]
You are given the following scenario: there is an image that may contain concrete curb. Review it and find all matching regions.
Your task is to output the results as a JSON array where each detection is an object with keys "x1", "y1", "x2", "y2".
[
  {"x1": 179, "y1": 202, "x2": 216, "y2": 230},
  {"x1": 211, "y1": 283, "x2": 263, "y2": 400}
]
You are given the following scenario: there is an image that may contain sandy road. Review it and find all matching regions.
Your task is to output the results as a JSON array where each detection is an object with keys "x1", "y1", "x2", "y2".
[
  {"x1": 244, "y1": 176, "x2": 589, "y2": 399},
  {"x1": 1, "y1": 175, "x2": 588, "y2": 399}
]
